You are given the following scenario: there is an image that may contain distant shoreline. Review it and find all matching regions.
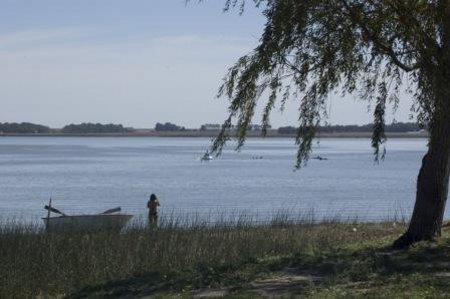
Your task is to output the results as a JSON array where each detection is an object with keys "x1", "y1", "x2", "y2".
[{"x1": 0, "y1": 130, "x2": 429, "y2": 138}]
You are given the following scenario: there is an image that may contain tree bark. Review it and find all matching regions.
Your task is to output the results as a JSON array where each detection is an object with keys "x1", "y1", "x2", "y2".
[
  {"x1": 393, "y1": 0, "x2": 450, "y2": 246},
  {"x1": 393, "y1": 92, "x2": 450, "y2": 249},
  {"x1": 393, "y1": 146, "x2": 450, "y2": 248}
]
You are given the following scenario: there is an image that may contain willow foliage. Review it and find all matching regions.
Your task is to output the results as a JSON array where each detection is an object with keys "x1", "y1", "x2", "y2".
[{"x1": 209, "y1": 0, "x2": 445, "y2": 168}]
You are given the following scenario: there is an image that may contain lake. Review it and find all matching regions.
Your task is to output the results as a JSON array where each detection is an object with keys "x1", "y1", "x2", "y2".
[{"x1": 0, "y1": 136, "x2": 435, "y2": 223}]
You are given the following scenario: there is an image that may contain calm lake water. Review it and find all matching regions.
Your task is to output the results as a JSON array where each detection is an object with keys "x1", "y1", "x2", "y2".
[{"x1": 0, "y1": 136, "x2": 436, "y2": 223}]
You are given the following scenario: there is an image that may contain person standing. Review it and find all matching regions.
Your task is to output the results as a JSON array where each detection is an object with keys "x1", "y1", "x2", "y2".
[{"x1": 147, "y1": 193, "x2": 160, "y2": 226}]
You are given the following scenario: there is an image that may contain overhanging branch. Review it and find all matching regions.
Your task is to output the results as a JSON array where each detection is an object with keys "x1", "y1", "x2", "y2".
[{"x1": 341, "y1": 0, "x2": 420, "y2": 72}]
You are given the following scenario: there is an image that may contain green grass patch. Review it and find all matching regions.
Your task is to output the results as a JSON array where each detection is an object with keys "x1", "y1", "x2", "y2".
[{"x1": 6, "y1": 218, "x2": 448, "y2": 298}]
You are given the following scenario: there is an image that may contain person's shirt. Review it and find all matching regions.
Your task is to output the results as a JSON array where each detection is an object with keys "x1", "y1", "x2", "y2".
[{"x1": 148, "y1": 199, "x2": 160, "y2": 214}]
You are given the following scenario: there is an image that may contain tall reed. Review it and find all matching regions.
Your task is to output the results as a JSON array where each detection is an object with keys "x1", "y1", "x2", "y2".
[{"x1": 0, "y1": 213, "x2": 404, "y2": 298}]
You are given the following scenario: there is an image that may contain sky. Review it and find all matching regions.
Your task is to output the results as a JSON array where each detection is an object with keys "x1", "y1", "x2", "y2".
[{"x1": 0, "y1": 0, "x2": 415, "y2": 129}]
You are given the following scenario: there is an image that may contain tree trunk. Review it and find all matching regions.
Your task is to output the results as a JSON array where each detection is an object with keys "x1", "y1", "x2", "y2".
[
  {"x1": 393, "y1": 151, "x2": 450, "y2": 248},
  {"x1": 392, "y1": 1, "x2": 450, "y2": 246},
  {"x1": 393, "y1": 105, "x2": 450, "y2": 249}
]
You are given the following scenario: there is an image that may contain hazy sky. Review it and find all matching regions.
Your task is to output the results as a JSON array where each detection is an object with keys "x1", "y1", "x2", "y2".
[{"x1": 0, "y1": 0, "x2": 415, "y2": 128}]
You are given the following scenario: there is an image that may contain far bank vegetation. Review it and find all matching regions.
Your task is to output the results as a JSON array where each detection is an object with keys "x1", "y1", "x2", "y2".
[{"x1": 0, "y1": 121, "x2": 424, "y2": 135}]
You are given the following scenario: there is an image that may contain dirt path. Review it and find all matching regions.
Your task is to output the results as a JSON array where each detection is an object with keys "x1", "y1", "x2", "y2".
[{"x1": 190, "y1": 268, "x2": 321, "y2": 298}]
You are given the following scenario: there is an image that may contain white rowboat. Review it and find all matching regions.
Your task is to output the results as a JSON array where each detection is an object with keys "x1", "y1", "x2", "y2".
[
  {"x1": 43, "y1": 214, "x2": 133, "y2": 232},
  {"x1": 43, "y1": 199, "x2": 133, "y2": 232}
]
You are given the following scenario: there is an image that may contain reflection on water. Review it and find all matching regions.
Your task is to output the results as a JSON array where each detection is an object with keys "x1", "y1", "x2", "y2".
[{"x1": 0, "y1": 137, "x2": 430, "y2": 222}]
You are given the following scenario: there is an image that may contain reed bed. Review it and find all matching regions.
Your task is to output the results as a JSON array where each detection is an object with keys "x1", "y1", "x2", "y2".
[{"x1": 0, "y1": 213, "x2": 405, "y2": 298}]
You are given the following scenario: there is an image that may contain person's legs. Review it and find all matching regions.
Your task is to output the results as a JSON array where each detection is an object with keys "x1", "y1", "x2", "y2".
[{"x1": 149, "y1": 213, "x2": 158, "y2": 227}]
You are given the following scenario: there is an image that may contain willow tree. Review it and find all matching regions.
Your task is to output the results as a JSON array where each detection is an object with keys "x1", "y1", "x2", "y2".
[{"x1": 209, "y1": 0, "x2": 450, "y2": 248}]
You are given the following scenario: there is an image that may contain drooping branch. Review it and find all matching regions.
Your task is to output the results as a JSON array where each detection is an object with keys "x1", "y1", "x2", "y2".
[
  {"x1": 340, "y1": 0, "x2": 420, "y2": 72},
  {"x1": 384, "y1": 1, "x2": 441, "y2": 52},
  {"x1": 207, "y1": 0, "x2": 440, "y2": 168}
]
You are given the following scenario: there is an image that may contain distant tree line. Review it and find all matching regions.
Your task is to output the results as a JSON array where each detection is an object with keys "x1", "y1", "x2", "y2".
[
  {"x1": 0, "y1": 121, "x2": 423, "y2": 134},
  {"x1": 0, "y1": 122, "x2": 50, "y2": 134},
  {"x1": 199, "y1": 123, "x2": 270, "y2": 131},
  {"x1": 155, "y1": 122, "x2": 185, "y2": 131},
  {"x1": 200, "y1": 124, "x2": 222, "y2": 131},
  {"x1": 61, "y1": 123, "x2": 131, "y2": 134},
  {"x1": 278, "y1": 122, "x2": 423, "y2": 134}
]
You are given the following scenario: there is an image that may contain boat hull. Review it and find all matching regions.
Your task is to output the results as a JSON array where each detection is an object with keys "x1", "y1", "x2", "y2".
[{"x1": 43, "y1": 214, "x2": 133, "y2": 232}]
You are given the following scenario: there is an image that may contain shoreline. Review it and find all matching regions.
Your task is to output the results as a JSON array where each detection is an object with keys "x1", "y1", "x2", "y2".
[
  {"x1": 0, "y1": 130, "x2": 429, "y2": 138},
  {"x1": 5, "y1": 219, "x2": 450, "y2": 298}
]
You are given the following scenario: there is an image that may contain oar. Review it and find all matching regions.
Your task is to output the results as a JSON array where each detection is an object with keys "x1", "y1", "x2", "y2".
[
  {"x1": 44, "y1": 205, "x2": 67, "y2": 216},
  {"x1": 100, "y1": 207, "x2": 121, "y2": 215}
]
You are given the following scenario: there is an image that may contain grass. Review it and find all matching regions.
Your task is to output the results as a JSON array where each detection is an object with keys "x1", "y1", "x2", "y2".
[{"x1": 3, "y1": 214, "x2": 449, "y2": 298}]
